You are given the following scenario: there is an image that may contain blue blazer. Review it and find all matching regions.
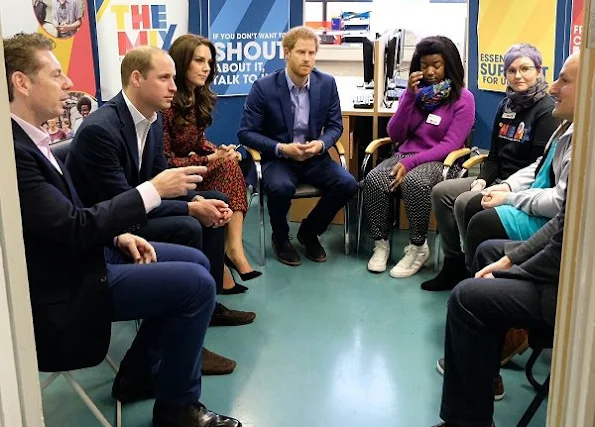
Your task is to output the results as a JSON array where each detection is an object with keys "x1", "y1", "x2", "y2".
[
  {"x1": 66, "y1": 92, "x2": 191, "y2": 217},
  {"x1": 12, "y1": 119, "x2": 146, "y2": 371},
  {"x1": 237, "y1": 68, "x2": 343, "y2": 161}
]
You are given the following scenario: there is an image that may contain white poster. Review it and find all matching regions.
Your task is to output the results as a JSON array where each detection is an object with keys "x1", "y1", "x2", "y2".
[{"x1": 94, "y1": 0, "x2": 188, "y2": 100}]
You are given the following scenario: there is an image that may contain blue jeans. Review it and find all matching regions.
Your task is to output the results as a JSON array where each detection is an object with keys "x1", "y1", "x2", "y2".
[{"x1": 105, "y1": 242, "x2": 216, "y2": 406}]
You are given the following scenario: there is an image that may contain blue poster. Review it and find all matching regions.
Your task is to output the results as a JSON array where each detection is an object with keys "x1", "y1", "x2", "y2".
[{"x1": 208, "y1": 0, "x2": 289, "y2": 96}]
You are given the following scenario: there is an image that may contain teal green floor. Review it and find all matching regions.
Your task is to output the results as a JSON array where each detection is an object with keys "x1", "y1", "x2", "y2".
[{"x1": 41, "y1": 205, "x2": 549, "y2": 427}]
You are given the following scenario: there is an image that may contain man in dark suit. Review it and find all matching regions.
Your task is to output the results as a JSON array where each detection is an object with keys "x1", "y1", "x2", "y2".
[
  {"x1": 5, "y1": 32, "x2": 241, "y2": 427},
  {"x1": 238, "y1": 26, "x2": 357, "y2": 266},
  {"x1": 431, "y1": 51, "x2": 580, "y2": 427},
  {"x1": 65, "y1": 46, "x2": 255, "y2": 372}
]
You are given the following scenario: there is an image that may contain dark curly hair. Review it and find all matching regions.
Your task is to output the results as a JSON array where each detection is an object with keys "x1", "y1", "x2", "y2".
[
  {"x1": 168, "y1": 34, "x2": 218, "y2": 128},
  {"x1": 409, "y1": 36, "x2": 465, "y2": 103}
]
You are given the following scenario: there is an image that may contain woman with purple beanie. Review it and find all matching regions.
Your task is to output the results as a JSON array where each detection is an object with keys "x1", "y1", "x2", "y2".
[{"x1": 421, "y1": 43, "x2": 559, "y2": 292}]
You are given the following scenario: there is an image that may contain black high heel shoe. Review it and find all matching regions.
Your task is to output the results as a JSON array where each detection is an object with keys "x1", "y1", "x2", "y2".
[
  {"x1": 221, "y1": 282, "x2": 249, "y2": 295},
  {"x1": 224, "y1": 255, "x2": 262, "y2": 281}
]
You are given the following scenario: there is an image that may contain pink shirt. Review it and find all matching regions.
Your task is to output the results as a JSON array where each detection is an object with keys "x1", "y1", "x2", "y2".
[
  {"x1": 11, "y1": 114, "x2": 63, "y2": 173},
  {"x1": 11, "y1": 113, "x2": 161, "y2": 213}
]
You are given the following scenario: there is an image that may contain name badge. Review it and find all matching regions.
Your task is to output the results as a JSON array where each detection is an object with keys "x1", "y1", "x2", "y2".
[
  {"x1": 502, "y1": 111, "x2": 516, "y2": 119},
  {"x1": 426, "y1": 114, "x2": 442, "y2": 126}
]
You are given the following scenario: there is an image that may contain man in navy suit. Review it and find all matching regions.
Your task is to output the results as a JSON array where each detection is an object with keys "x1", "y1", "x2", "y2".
[
  {"x1": 238, "y1": 26, "x2": 357, "y2": 266},
  {"x1": 66, "y1": 47, "x2": 255, "y2": 373},
  {"x1": 5, "y1": 32, "x2": 241, "y2": 427}
]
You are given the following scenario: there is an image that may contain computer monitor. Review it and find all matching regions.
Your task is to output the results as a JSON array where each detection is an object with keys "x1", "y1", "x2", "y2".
[
  {"x1": 385, "y1": 35, "x2": 397, "y2": 84},
  {"x1": 362, "y1": 37, "x2": 374, "y2": 85}
]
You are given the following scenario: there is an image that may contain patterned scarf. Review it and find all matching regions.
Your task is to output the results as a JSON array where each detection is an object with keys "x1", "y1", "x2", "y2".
[
  {"x1": 415, "y1": 79, "x2": 452, "y2": 113},
  {"x1": 504, "y1": 78, "x2": 548, "y2": 113}
]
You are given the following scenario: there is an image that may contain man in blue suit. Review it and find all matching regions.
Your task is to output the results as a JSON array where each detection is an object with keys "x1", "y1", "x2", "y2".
[
  {"x1": 5, "y1": 32, "x2": 241, "y2": 427},
  {"x1": 238, "y1": 26, "x2": 357, "y2": 266},
  {"x1": 66, "y1": 46, "x2": 255, "y2": 374}
]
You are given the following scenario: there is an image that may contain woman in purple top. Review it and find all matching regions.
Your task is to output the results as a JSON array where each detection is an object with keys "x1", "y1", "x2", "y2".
[{"x1": 363, "y1": 36, "x2": 475, "y2": 279}]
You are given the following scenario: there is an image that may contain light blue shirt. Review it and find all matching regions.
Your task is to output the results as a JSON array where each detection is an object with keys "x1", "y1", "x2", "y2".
[
  {"x1": 285, "y1": 68, "x2": 310, "y2": 144},
  {"x1": 276, "y1": 69, "x2": 311, "y2": 157}
]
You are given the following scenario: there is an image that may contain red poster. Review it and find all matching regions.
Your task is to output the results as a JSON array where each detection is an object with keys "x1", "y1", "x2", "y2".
[
  {"x1": 570, "y1": 0, "x2": 584, "y2": 53},
  {"x1": 33, "y1": 0, "x2": 98, "y2": 141}
]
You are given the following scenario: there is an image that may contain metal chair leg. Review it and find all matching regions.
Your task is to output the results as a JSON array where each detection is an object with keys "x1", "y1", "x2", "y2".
[
  {"x1": 344, "y1": 200, "x2": 350, "y2": 255},
  {"x1": 62, "y1": 372, "x2": 113, "y2": 427},
  {"x1": 356, "y1": 188, "x2": 364, "y2": 255},
  {"x1": 258, "y1": 188, "x2": 265, "y2": 267},
  {"x1": 433, "y1": 232, "x2": 442, "y2": 272},
  {"x1": 526, "y1": 348, "x2": 544, "y2": 390},
  {"x1": 516, "y1": 375, "x2": 550, "y2": 427}
]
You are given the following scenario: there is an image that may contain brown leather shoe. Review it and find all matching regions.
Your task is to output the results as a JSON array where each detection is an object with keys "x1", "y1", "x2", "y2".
[
  {"x1": 500, "y1": 328, "x2": 529, "y2": 366},
  {"x1": 210, "y1": 302, "x2": 256, "y2": 326},
  {"x1": 202, "y1": 348, "x2": 236, "y2": 375}
]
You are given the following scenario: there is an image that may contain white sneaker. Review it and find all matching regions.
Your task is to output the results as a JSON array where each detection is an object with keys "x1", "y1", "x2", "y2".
[
  {"x1": 389, "y1": 241, "x2": 430, "y2": 278},
  {"x1": 367, "y1": 239, "x2": 390, "y2": 273}
]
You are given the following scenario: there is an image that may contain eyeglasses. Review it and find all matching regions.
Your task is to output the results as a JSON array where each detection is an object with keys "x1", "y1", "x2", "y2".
[{"x1": 506, "y1": 65, "x2": 537, "y2": 76}]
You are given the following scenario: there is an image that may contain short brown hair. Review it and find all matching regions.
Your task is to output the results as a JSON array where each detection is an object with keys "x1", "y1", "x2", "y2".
[
  {"x1": 120, "y1": 46, "x2": 164, "y2": 88},
  {"x1": 3, "y1": 32, "x2": 55, "y2": 102},
  {"x1": 282, "y1": 26, "x2": 319, "y2": 52}
]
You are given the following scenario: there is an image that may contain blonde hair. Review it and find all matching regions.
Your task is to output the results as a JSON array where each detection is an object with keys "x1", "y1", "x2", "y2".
[
  {"x1": 120, "y1": 46, "x2": 164, "y2": 88},
  {"x1": 282, "y1": 26, "x2": 319, "y2": 52}
]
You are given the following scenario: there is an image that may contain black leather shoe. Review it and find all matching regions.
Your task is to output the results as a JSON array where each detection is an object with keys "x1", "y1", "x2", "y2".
[
  {"x1": 272, "y1": 235, "x2": 301, "y2": 266},
  {"x1": 153, "y1": 401, "x2": 242, "y2": 427},
  {"x1": 297, "y1": 223, "x2": 327, "y2": 262},
  {"x1": 421, "y1": 254, "x2": 468, "y2": 291},
  {"x1": 112, "y1": 369, "x2": 154, "y2": 403},
  {"x1": 431, "y1": 422, "x2": 495, "y2": 427},
  {"x1": 210, "y1": 302, "x2": 256, "y2": 326}
]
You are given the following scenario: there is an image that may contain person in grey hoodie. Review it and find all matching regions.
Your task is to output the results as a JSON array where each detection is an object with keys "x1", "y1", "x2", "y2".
[
  {"x1": 430, "y1": 50, "x2": 579, "y2": 427},
  {"x1": 463, "y1": 119, "x2": 571, "y2": 269}
]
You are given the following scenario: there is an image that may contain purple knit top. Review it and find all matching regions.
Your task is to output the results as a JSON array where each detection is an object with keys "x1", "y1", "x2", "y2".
[{"x1": 387, "y1": 87, "x2": 475, "y2": 171}]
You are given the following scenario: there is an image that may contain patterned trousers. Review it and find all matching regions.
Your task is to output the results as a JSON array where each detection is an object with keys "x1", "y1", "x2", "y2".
[{"x1": 362, "y1": 154, "x2": 460, "y2": 245}]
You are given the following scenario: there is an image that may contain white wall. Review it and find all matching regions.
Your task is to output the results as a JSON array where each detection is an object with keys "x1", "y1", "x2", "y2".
[
  {"x1": 0, "y1": 0, "x2": 37, "y2": 36},
  {"x1": 305, "y1": 0, "x2": 468, "y2": 52}
]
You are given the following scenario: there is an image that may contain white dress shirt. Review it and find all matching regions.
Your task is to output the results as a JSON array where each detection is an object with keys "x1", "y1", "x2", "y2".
[{"x1": 122, "y1": 92, "x2": 157, "y2": 171}]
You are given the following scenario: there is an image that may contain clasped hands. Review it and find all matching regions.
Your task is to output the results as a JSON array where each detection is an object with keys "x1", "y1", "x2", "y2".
[
  {"x1": 149, "y1": 166, "x2": 232, "y2": 228},
  {"x1": 480, "y1": 183, "x2": 511, "y2": 209},
  {"x1": 206, "y1": 144, "x2": 241, "y2": 163},
  {"x1": 280, "y1": 140, "x2": 324, "y2": 161}
]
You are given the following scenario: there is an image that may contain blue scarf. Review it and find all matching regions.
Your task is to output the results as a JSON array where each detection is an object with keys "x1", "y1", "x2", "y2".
[{"x1": 415, "y1": 79, "x2": 452, "y2": 113}]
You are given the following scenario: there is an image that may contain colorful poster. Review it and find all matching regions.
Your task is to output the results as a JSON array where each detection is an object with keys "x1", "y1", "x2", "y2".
[
  {"x1": 1, "y1": 0, "x2": 98, "y2": 142},
  {"x1": 94, "y1": 0, "x2": 188, "y2": 100},
  {"x1": 477, "y1": 0, "x2": 557, "y2": 92},
  {"x1": 570, "y1": 0, "x2": 584, "y2": 53},
  {"x1": 208, "y1": 0, "x2": 289, "y2": 96}
]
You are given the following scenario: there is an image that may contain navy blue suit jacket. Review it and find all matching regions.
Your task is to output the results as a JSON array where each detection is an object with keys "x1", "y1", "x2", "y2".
[
  {"x1": 12, "y1": 119, "x2": 146, "y2": 371},
  {"x1": 66, "y1": 92, "x2": 191, "y2": 216},
  {"x1": 237, "y1": 69, "x2": 343, "y2": 161}
]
